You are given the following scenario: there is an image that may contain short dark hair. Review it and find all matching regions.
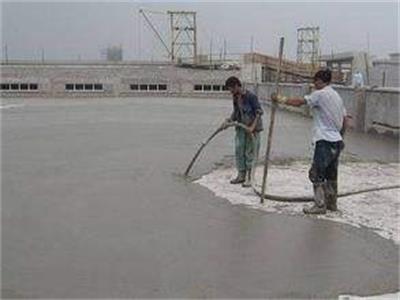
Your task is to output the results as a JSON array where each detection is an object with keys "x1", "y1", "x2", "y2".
[
  {"x1": 225, "y1": 76, "x2": 242, "y2": 88},
  {"x1": 314, "y1": 69, "x2": 332, "y2": 83}
]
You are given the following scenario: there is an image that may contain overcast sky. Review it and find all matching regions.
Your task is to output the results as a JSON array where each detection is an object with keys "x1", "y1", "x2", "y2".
[{"x1": 1, "y1": 1, "x2": 399, "y2": 61}]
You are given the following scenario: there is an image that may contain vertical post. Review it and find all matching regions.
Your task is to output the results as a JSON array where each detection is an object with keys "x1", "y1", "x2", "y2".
[
  {"x1": 364, "y1": 52, "x2": 370, "y2": 86},
  {"x1": 170, "y1": 12, "x2": 174, "y2": 62},
  {"x1": 193, "y1": 12, "x2": 197, "y2": 64},
  {"x1": 260, "y1": 37, "x2": 284, "y2": 204},
  {"x1": 251, "y1": 36, "x2": 256, "y2": 84},
  {"x1": 138, "y1": 9, "x2": 142, "y2": 60},
  {"x1": 209, "y1": 38, "x2": 213, "y2": 68},
  {"x1": 4, "y1": 44, "x2": 8, "y2": 64},
  {"x1": 382, "y1": 71, "x2": 386, "y2": 87},
  {"x1": 223, "y1": 39, "x2": 227, "y2": 62}
]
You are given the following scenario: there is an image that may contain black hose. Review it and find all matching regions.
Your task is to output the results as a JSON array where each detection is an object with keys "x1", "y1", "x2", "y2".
[
  {"x1": 252, "y1": 184, "x2": 400, "y2": 202},
  {"x1": 184, "y1": 123, "x2": 400, "y2": 202}
]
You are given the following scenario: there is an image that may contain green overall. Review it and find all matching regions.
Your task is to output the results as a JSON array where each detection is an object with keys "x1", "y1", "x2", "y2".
[{"x1": 235, "y1": 128, "x2": 260, "y2": 172}]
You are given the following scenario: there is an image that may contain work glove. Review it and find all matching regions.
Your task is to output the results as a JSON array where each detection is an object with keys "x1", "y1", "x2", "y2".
[{"x1": 270, "y1": 92, "x2": 287, "y2": 104}]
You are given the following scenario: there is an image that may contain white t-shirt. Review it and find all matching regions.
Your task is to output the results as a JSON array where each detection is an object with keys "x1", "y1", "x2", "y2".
[{"x1": 304, "y1": 85, "x2": 347, "y2": 143}]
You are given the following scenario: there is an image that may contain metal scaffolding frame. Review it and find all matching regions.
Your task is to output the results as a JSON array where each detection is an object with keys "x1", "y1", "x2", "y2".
[
  {"x1": 168, "y1": 11, "x2": 197, "y2": 63},
  {"x1": 139, "y1": 9, "x2": 197, "y2": 64},
  {"x1": 296, "y1": 26, "x2": 320, "y2": 67}
]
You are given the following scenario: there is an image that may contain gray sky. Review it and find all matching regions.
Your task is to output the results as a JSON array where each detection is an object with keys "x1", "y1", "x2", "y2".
[{"x1": 1, "y1": 1, "x2": 399, "y2": 61}]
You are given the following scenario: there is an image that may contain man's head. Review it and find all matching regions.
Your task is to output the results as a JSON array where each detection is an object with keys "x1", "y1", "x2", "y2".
[
  {"x1": 313, "y1": 69, "x2": 332, "y2": 90},
  {"x1": 225, "y1": 76, "x2": 242, "y2": 97}
]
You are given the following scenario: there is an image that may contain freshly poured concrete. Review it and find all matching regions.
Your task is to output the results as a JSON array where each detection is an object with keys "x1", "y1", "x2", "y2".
[{"x1": 1, "y1": 97, "x2": 399, "y2": 298}]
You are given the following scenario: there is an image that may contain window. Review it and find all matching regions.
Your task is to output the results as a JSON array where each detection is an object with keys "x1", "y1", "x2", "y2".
[
  {"x1": 222, "y1": 85, "x2": 228, "y2": 91},
  {"x1": 0, "y1": 83, "x2": 38, "y2": 91},
  {"x1": 65, "y1": 83, "x2": 102, "y2": 91},
  {"x1": 261, "y1": 66, "x2": 267, "y2": 83},
  {"x1": 29, "y1": 83, "x2": 38, "y2": 90},
  {"x1": 1, "y1": 83, "x2": 10, "y2": 90},
  {"x1": 132, "y1": 83, "x2": 167, "y2": 92},
  {"x1": 94, "y1": 84, "x2": 103, "y2": 90},
  {"x1": 213, "y1": 85, "x2": 221, "y2": 91},
  {"x1": 194, "y1": 84, "x2": 227, "y2": 92}
]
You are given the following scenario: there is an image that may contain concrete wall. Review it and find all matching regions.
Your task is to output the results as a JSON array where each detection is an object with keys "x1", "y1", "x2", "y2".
[
  {"x1": 246, "y1": 82, "x2": 312, "y2": 116},
  {"x1": 0, "y1": 62, "x2": 239, "y2": 98},
  {"x1": 241, "y1": 62, "x2": 263, "y2": 83},
  {"x1": 370, "y1": 63, "x2": 400, "y2": 88},
  {"x1": 364, "y1": 88, "x2": 399, "y2": 136},
  {"x1": 2, "y1": 61, "x2": 398, "y2": 137},
  {"x1": 245, "y1": 82, "x2": 399, "y2": 137}
]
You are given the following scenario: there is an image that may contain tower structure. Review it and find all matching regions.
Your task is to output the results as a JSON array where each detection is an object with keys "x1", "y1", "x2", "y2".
[
  {"x1": 167, "y1": 11, "x2": 197, "y2": 63},
  {"x1": 297, "y1": 26, "x2": 320, "y2": 67},
  {"x1": 139, "y1": 9, "x2": 198, "y2": 64}
]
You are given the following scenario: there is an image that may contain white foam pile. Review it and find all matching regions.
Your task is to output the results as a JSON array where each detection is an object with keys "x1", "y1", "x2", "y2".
[
  {"x1": 0, "y1": 104, "x2": 25, "y2": 110},
  {"x1": 338, "y1": 292, "x2": 400, "y2": 300},
  {"x1": 196, "y1": 162, "x2": 400, "y2": 244}
]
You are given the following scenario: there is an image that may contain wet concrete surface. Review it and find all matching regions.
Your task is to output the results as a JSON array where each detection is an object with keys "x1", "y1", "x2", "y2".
[{"x1": 1, "y1": 97, "x2": 399, "y2": 298}]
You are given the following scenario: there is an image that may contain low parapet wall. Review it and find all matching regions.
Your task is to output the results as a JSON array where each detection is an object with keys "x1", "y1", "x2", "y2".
[
  {"x1": 246, "y1": 82, "x2": 399, "y2": 137},
  {"x1": 0, "y1": 62, "x2": 237, "y2": 99},
  {"x1": 364, "y1": 88, "x2": 399, "y2": 136}
]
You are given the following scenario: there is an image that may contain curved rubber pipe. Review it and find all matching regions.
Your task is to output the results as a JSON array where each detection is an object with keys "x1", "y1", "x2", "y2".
[
  {"x1": 252, "y1": 184, "x2": 400, "y2": 202},
  {"x1": 184, "y1": 123, "x2": 400, "y2": 202},
  {"x1": 184, "y1": 122, "x2": 249, "y2": 176}
]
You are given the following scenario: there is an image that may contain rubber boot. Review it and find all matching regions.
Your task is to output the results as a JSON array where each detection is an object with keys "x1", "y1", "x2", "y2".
[
  {"x1": 325, "y1": 180, "x2": 338, "y2": 211},
  {"x1": 230, "y1": 171, "x2": 246, "y2": 184},
  {"x1": 242, "y1": 169, "x2": 252, "y2": 188},
  {"x1": 303, "y1": 183, "x2": 327, "y2": 214}
]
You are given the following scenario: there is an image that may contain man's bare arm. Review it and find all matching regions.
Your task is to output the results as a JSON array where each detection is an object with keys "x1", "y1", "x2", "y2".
[
  {"x1": 271, "y1": 93, "x2": 306, "y2": 107},
  {"x1": 340, "y1": 115, "x2": 352, "y2": 136},
  {"x1": 248, "y1": 113, "x2": 261, "y2": 133},
  {"x1": 285, "y1": 97, "x2": 306, "y2": 107}
]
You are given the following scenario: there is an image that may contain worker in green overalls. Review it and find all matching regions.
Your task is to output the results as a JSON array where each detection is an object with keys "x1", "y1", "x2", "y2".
[{"x1": 222, "y1": 76, "x2": 263, "y2": 187}]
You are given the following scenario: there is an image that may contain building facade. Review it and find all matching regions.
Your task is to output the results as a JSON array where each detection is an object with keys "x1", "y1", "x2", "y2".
[{"x1": 0, "y1": 61, "x2": 240, "y2": 98}]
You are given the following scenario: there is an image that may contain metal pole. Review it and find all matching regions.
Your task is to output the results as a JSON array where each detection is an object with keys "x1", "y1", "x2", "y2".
[
  {"x1": 170, "y1": 12, "x2": 174, "y2": 62},
  {"x1": 251, "y1": 36, "x2": 255, "y2": 83},
  {"x1": 364, "y1": 52, "x2": 370, "y2": 86},
  {"x1": 209, "y1": 38, "x2": 213, "y2": 68},
  {"x1": 4, "y1": 44, "x2": 8, "y2": 64},
  {"x1": 193, "y1": 12, "x2": 197, "y2": 64},
  {"x1": 138, "y1": 9, "x2": 142, "y2": 60},
  {"x1": 260, "y1": 37, "x2": 284, "y2": 204},
  {"x1": 223, "y1": 39, "x2": 227, "y2": 62}
]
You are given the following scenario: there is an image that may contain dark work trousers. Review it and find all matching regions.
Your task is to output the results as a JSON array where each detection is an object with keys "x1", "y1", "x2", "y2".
[{"x1": 309, "y1": 140, "x2": 344, "y2": 184}]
